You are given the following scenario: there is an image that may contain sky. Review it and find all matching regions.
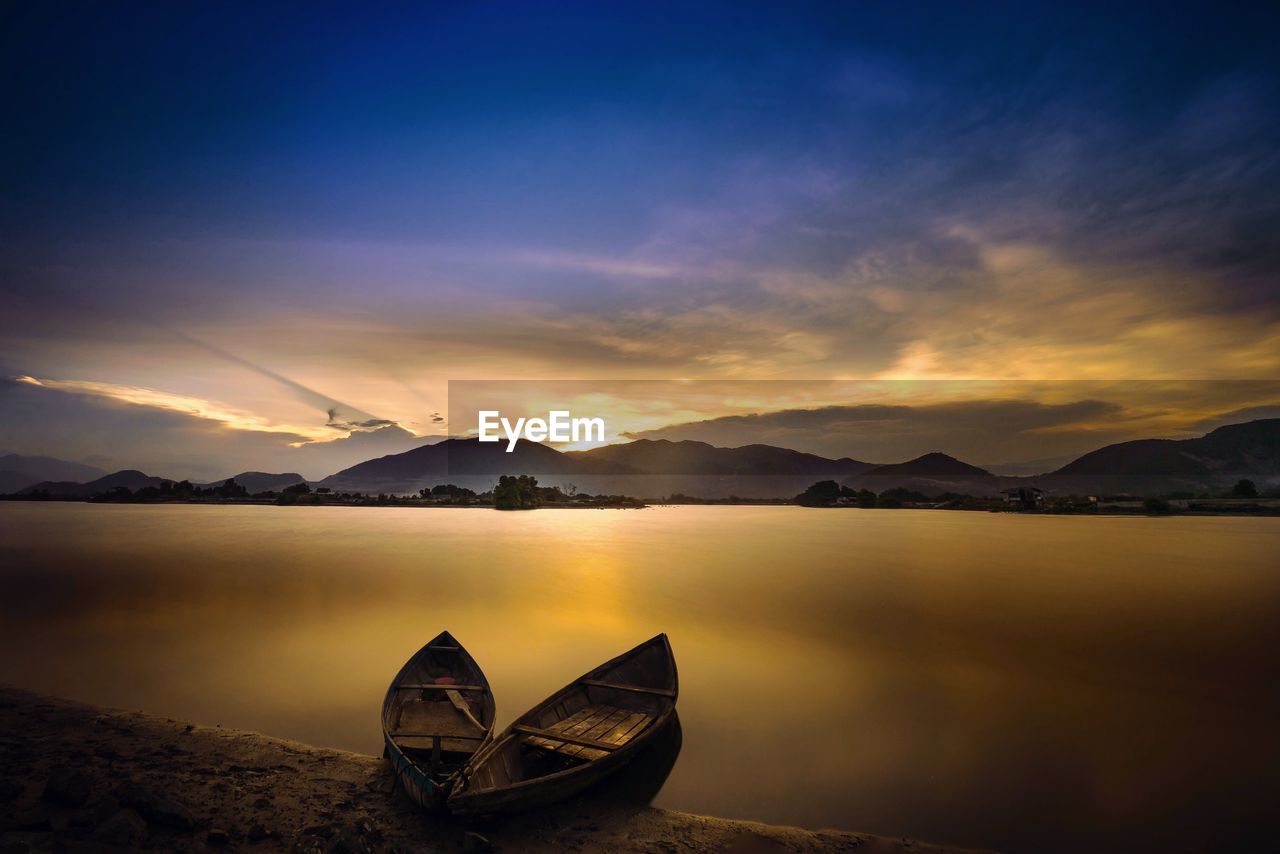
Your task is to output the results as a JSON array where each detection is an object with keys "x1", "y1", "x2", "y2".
[{"x1": 2, "y1": 1, "x2": 1279, "y2": 479}]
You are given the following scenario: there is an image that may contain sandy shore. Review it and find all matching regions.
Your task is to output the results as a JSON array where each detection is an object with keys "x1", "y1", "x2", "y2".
[{"x1": 0, "y1": 687, "x2": 989, "y2": 853}]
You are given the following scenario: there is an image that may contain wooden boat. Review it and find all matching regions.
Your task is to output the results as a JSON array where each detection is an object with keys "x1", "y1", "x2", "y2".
[
  {"x1": 381, "y1": 631, "x2": 496, "y2": 809},
  {"x1": 448, "y1": 633, "x2": 677, "y2": 816}
]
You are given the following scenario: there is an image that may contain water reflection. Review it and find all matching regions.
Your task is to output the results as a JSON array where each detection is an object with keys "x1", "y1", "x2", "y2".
[
  {"x1": 1, "y1": 503, "x2": 1278, "y2": 852},
  {"x1": 586, "y1": 712, "x2": 683, "y2": 808}
]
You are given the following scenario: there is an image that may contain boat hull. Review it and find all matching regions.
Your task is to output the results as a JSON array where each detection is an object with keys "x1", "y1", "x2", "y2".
[
  {"x1": 380, "y1": 631, "x2": 495, "y2": 811},
  {"x1": 448, "y1": 633, "x2": 678, "y2": 816},
  {"x1": 447, "y1": 711, "x2": 676, "y2": 815},
  {"x1": 384, "y1": 733, "x2": 448, "y2": 809}
]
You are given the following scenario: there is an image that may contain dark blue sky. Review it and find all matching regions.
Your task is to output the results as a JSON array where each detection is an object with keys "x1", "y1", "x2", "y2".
[
  {"x1": 2, "y1": 1, "x2": 1279, "y2": 475},
  {"x1": 6, "y1": 2, "x2": 1277, "y2": 256}
]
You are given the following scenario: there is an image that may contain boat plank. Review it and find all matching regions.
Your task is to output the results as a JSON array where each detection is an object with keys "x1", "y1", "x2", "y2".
[
  {"x1": 512, "y1": 724, "x2": 622, "y2": 753},
  {"x1": 600, "y1": 711, "x2": 653, "y2": 745},
  {"x1": 449, "y1": 633, "x2": 675, "y2": 817},
  {"x1": 526, "y1": 707, "x2": 595, "y2": 749},
  {"x1": 558, "y1": 707, "x2": 631, "y2": 758},
  {"x1": 559, "y1": 706, "x2": 616, "y2": 738},
  {"x1": 580, "y1": 679, "x2": 676, "y2": 697}
]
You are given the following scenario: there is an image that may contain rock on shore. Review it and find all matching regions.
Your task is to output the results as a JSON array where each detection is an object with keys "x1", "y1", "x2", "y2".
[{"x1": 0, "y1": 687, "x2": 990, "y2": 852}]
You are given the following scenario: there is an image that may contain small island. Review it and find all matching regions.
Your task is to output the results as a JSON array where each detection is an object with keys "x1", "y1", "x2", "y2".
[
  {"x1": 791, "y1": 477, "x2": 1279, "y2": 515},
  {"x1": 7, "y1": 475, "x2": 648, "y2": 511}
]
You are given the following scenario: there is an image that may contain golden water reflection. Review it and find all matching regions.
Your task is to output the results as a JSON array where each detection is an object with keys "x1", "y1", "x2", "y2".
[{"x1": 1, "y1": 504, "x2": 1278, "y2": 852}]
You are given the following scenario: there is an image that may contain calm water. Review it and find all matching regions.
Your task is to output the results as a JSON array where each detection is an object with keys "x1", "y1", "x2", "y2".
[{"x1": 1, "y1": 503, "x2": 1278, "y2": 851}]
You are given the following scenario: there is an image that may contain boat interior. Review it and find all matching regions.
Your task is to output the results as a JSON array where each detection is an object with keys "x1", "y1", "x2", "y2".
[
  {"x1": 467, "y1": 637, "x2": 676, "y2": 790},
  {"x1": 384, "y1": 635, "x2": 494, "y2": 778}
]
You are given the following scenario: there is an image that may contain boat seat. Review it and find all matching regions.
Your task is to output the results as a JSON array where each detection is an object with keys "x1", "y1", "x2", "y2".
[
  {"x1": 519, "y1": 703, "x2": 654, "y2": 761},
  {"x1": 394, "y1": 692, "x2": 486, "y2": 744},
  {"x1": 580, "y1": 679, "x2": 677, "y2": 698}
]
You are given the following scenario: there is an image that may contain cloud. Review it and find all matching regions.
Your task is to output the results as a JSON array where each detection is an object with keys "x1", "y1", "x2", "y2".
[
  {"x1": 2, "y1": 6, "x2": 1278, "y2": 470},
  {"x1": 14, "y1": 375, "x2": 333, "y2": 440},
  {"x1": 1, "y1": 376, "x2": 423, "y2": 480},
  {"x1": 174, "y1": 332, "x2": 397, "y2": 434},
  {"x1": 624, "y1": 388, "x2": 1278, "y2": 465},
  {"x1": 324, "y1": 412, "x2": 400, "y2": 432}
]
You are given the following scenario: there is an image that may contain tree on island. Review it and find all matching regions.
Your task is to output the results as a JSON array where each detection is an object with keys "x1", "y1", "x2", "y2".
[
  {"x1": 877, "y1": 487, "x2": 931, "y2": 506},
  {"x1": 537, "y1": 484, "x2": 567, "y2": 503},
  {"x1": 493, "y1": 475, "x2": 542, "y2": 510},
  {"x1": 1231, "y1": 479, "x2": 1258, "y2": 498},
  {"x1": 795, "y1": 480, "x2": 843, "y2": 506},
  {"x1": 425, "y1": 484, "x2": 477, "y2": 499},
  {"x1": 795, "y1": 481, "x2": 877, "y2": 507}
]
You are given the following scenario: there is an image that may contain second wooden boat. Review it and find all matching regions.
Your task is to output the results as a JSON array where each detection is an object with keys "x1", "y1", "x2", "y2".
[
  {"x1": 381, "y1": 630, "x2": 495, "y2": 809},
  {"x1": 447, "y1": 633, "x2": 678, "y2": 815}
]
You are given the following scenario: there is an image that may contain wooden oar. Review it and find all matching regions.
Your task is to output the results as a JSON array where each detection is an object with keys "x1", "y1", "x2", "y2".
[{"x1": 446, "y1": 689, "x2": 485, "y2": 732}]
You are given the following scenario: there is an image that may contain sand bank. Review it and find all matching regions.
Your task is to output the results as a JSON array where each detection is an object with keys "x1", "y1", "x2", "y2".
[{"x1": 0, "y1": 687, "x2": 990, "y2": 853}]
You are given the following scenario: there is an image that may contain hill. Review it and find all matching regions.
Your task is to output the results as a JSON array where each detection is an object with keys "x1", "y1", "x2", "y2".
[
  {"x1": 0, "y1": 454, "x2": 106, "y2": 494},
  {"x1": 11, "y1": 419, "x2": 1278, "y2": 501},
  {"x1": 1042, "y1": 418, "x2": 1280, "y2": 494},
  {"x1": 20, "y1": 469, "x2": 171, "y2": 498},
  {"x1": 316, "y1": 438, "x2": 634, "y2": 494},
  {"x1": 862, "y1": 452, "x2": 991, "y2": 478},
  {"x1": 318, "y1": 437, "x2": 877, "y2": 496},
  {"x1": 568, "y1": 439, "x2": 874, "y2": 476},
  {"x1": 1052, "y1": 419, "x2": 1280, "y2": 478},
  {"x1": 197, "y1": 472, "x2": 307, "y2": 493},
  {"x1": 843, "y1": 453, "x2": 1004, "y2": 496}
]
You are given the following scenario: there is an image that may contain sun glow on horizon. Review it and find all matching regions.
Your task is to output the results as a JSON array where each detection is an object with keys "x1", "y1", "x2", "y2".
[{"x1": 15, "y1": 375, "x2": 348, "y2": 443}]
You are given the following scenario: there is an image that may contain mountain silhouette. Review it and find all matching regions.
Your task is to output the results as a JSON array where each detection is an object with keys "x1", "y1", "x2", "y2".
[
  {"x1": 568, "y1": 439, "x2": 874, "y2": 476},
  {"x1": 197, "y1": 472, "x2": 307, "y2": 493},
  {"x1": 11, "y1": 419, "x2": 1279, "y2": 501},
  {"x1": 17, "y1": 469, "x2": 308, "y2": 498},
  {"x1": 862, "y1": 452, "x2": 991, "y2": 478},
  {"x1": 317, "y1": 438, "x2": 635, "y2": 493},
  {"x1": 840, "y1": 452, "x2": 1001, "y2": 495},
  {"x1": 318, "y1": 437, "x2": 875, "y2": 495},
  {"x1": 1051, "y1": 419, "x2": 1280, "y2": 477},
  {"x1": 0, "y1": 454, "x2": 106, "y2": 494},
  {"x1": 20, "y1": 469, "x2": 171, "y2": 498}
]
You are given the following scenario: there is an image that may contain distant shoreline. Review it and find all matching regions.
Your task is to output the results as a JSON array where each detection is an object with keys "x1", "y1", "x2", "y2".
[{"x1": 3, "y1": 494, "x2": 1279, "y2": 516}]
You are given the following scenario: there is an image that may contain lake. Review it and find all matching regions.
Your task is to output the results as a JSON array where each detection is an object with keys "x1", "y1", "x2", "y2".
[{"x1": 1, "y1": 503, "x2": 1277, "y2": 851}]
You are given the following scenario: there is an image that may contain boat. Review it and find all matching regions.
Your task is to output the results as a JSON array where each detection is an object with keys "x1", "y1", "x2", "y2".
[
  {"x1": 381, "y1": 630, "x2": 496, "y2": 809},
  {"x1": 447, "y1": 633, "x2": 678, "y2": 815}
]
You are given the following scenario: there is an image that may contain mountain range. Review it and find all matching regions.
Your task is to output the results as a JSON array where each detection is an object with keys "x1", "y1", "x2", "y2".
[
  {"x1": 564, "y1": 440, "x2": 875, "y2": 477},
  {"x1": 9, "y1": 419, "x2": 1280, "y2": 500},
  {"x1": 14, "y1": 470, "x2": 305, "y2": 499},
  {"x1": 198, "y1": 472, "x2": 307, "y2": 493},
  {"x1": 0, "y1": 454, "x2": 106, "y2": 495}
]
